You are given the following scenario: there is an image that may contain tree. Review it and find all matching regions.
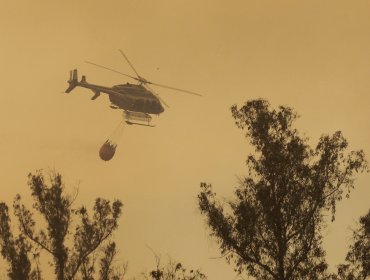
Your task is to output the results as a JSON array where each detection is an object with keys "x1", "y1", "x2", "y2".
[
  {"x1": 198, "y1": 99, "x2": 368, "y2": 280},
  {"x1": 331, "y1": 209, "x2": 370, "y2": 280},
  {"x1": 0, "y1": 203, "x2": 40, "y2": 280},
  {"x1": 138, "y1": 255, "x2": 207, "y2": 280},
  {"x1": 0, "y1": 170, "x2": 125, "y2": 280}
]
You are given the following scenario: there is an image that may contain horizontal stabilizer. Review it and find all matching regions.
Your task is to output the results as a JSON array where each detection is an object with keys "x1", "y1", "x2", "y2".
[{"x1": 91, "y1": 89, "x2": 100, "y2": 100}]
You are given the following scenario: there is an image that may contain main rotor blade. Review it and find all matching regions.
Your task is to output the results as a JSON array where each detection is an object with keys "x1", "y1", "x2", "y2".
[
  {"x1": 146, "y1": 84, "x2": 169, "y2": 108},
  {"x1": 150, "y1": 82, "x2": 202, "y2": 96},
  {"x1": 118, "y1": 49, "x2": 141, "y2": 79},
  {"x1": 85, "y1": 61, "x2": 139, "y2": 81}
]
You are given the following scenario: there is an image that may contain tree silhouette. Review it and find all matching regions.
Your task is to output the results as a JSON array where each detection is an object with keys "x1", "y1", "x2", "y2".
[
  {"x1": 0, "y1": 203, "x2": 40, "y2": 280},
  {"x1": 138, "y1": 255, "x2": 207, "y2": 280},
  {"x1": 198, "y1": 99, "x2": 368, "y2": 280},
  {"x1": 331, "y1": 209, "x2": 370, "y2": 280},
  {"x1": 0, "y1": 170, "x2": 124, "y2": 280}
]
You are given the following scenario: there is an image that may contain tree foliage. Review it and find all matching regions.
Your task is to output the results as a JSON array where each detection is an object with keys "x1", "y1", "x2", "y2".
[
  {"x1": 198, "y1": 99, "x2": 367, "y2": 280},
  {"x1": 0, "y1": 170, "x2": 124, "y2": 280},
  {"x1": 331, "y1": 209, "x2": 370, "y2": 280},
  {"x1": 138, "y1": 256, "x2": 207, "y2": 280},
  {"x1": 0, "y1": 203, "x2": 40, "y2": 280}
]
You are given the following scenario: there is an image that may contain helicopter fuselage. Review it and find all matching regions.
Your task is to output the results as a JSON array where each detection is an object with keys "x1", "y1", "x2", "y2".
[
  {"x1": 109, "y1": 83, "x2": 164, "y2": 114},
  {"x1": 66, "y1": 70, "x2": 164, "y2": 115}
]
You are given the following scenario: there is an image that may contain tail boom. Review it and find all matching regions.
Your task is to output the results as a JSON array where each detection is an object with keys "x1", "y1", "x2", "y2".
[{"x1": 64, "y1": 69, "x2": 115, "y2": 99}]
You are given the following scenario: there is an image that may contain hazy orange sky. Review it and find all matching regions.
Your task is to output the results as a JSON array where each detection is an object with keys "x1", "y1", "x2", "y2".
[{"x1": 1, "y1": 1, "x2": 369, "y2": 279}]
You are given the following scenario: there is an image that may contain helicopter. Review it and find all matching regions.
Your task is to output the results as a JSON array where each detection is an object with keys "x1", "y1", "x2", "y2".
[{"x1": 65, "y1": 50, "x2": 201, "y2": 126}]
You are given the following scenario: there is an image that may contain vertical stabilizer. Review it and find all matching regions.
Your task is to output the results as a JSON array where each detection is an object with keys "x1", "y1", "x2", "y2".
[{"x1": 65, "y1": 69, "x2": 78, "y2": 93}]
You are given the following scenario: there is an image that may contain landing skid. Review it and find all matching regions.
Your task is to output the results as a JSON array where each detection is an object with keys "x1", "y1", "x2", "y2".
[
  {"x1": 123, "y1": 111, "x2": 154, "y2": 127},
  {"x1": 125, "y1": 120, "x2": 155, "y2": 127}
]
